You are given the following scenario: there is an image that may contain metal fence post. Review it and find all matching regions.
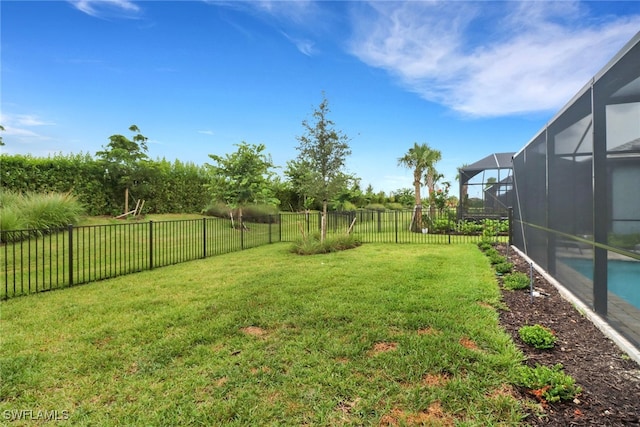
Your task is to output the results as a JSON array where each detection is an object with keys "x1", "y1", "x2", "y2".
[
  {"x1": 269, "y1": 216, "x2": 273, "y2": 244},
  {"x1": 508, "y1": 207, "x2": 514, "y2": 246},
  {"x1": 395, "y1": 210, "x2": 399, "y2": 243},
  {"x1": 240, "y1": 217, "x2": 244, "y2": 250},
  {"x1": 149, "y1": 221, "x2": 154, "y2": 270},
  {"x1": 448, "y1": 209, "x2": 452, "y2": 244},
  {"x1": 68, "y1": 224, "x2": 74, "y2": 286},
  {"x1": 202, "y1": 217, "x2": 207, "y2": 258}
]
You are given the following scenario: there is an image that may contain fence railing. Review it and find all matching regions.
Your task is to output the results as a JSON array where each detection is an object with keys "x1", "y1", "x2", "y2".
[{"x1": 1, "y1": 209, "x2": 509, "y2": 299}]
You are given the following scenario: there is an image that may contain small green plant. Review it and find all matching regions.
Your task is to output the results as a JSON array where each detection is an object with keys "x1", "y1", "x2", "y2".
[
  {"x1": 481, "y1": 219, "x2": 498, "y2": 240},
  {"x1": 484, "y1": 247, "x2": 499, "y2": 257},
  {"x1": 488, "y1": 253, "x2": 506, "y2": 265},
  {"x1": 477, "y1": 241, "x2": 493, "y2": 252},
  {"x1": 458, "y1": 220, "x2": 483, "y2": 235},
  {"x1": 515, "y1": 363, "x2": 581, "y2": 403},
  {"x1": 494, "y1": 262, "x2": 513, "y2": 274},
  {"x1": 503, "y1": 272, "x2": 530, "y2": 290},
  {"x1": 518, "y1": 324, "x2": 556, "y2": 349}
]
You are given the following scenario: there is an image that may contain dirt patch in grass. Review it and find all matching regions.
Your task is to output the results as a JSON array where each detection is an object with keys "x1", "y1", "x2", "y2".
[
  {"x1": 459, "y1": 337, "x2": 480, "y2": 351},
  {"x1": 495, "y1": 243, "x2": 640, "y2": 426},
  {"x1": 369, "y1": 341, "x2": 398, "y2": 355},
  {"x1": 241, "y1": 326, "x2": 267, "y2": 337},
  {"x1": 417, "y1": 327, "x2": 440, "y2": 336},
  {"x1": 379, "y1": 403, "x2": 456, "y2": 426},
  {"x1": 422, "y1": 372, "x2": 451, "y2": 387}
]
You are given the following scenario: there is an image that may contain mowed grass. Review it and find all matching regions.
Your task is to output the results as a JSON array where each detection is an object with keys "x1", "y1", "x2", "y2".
[{"x1": 0, "y1": 243, "x2": 525, "y2": 426}]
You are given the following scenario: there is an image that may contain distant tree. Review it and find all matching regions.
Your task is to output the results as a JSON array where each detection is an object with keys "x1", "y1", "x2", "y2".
[
  {"x1": 375, "y1": 191, "x2": 387, "y2": 205},
  {"x1": 294, "y1": 93, "x2": 352, "y2": 241},
  {"x1": 330, "y1": 177, "x2": 361, "y2": 211},
  {"x1": 270, "y1": 175, "x2": 298, "y2": 212},
  {"x1": 397, "y1": 142, "x2": 442, "y2": 232},
  {"x1": 392, "y1": 188, "x2": 415, "y2": 207},
  {"x1": 348, "y1": 179, "x2": 365, "y2": 208},
  {"x1": 364, "y1": 184, "x2": 376, "y2": 204},
  {"x1": 95, "y1": 125, "x2": 150, "y2": 215},
  {"x1": 284, "y1": 159, "x2": 316, "y2": 212},
  {"x1": 0, "y1": 124, "x2": 5, "y2": 146},
  {"x1": 205, "y1": 142, "x2": 277, "y2": 227}
]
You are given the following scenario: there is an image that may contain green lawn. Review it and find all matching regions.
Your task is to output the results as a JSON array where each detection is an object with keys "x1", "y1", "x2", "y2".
[
  {"x1": 2, "y1": 212, "x2": 501, "y2": 299},
  {"x1": 0, "y1": 243, "x2": 525, "y2": 426}
]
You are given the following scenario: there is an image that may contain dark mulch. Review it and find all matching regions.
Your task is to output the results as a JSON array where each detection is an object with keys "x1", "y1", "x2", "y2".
[{"x1": 494, "y1": 243, "x2": 640, "y2": 426}]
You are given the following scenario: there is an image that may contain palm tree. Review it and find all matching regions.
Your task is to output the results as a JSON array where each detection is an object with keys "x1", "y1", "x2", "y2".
[{"x1": 398, "y1": 143, "x2": 442, "y2": 232}]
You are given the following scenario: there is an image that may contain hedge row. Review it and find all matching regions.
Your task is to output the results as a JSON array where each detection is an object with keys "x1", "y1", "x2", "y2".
[{"x1": 0, "y1": 153, "x2": 211, "y2": 216}]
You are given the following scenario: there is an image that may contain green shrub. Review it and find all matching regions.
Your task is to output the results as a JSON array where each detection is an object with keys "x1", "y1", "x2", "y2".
[
  {"x1": 364, "y1": 203, "x2": 386, "y2": 211},
  {"x1": 203, "y1": 203, "x2": 278, "y2": 223},
  {"x1": 202, "y1": 201, "x2": 229, "y2": 218},
  {"x1": 457, "y1": 220, "x2": 483, "y2": 235},
  {"x1": 477, "y1": 241, "x2": 493, "y2": 252},
  {"x1": 503, "y1": 272, "x2": 530, "y2": 290},
  {"x1": 488, "y1": 253, "x2": 506, "y2": 265},
  {"x1": 429, "y1": 218, "x2": 453, "y2": 234},
  {"x1": 291, "y1": 233, "x2": 361, "y2": 255},
  {"x1": 608, "y1": 233, "x2": 640, "y2": 249},
  {"x1": 494, "y1": 262, "x2": 513, "y2": 274},
  {"x1": 515, "y1": 364, "x2": 581, "y2": 403},
  {"x1": 484, "y1": 248, "x2": 499, "y2": 257},
  {"x1": 242, "y1": 204, "x2": 279, "y2": 223},
  {"x1": 384, "y1": 202, "x2": 405, "y2": 211},
  {"x1": 518, "y1": 324, "x2": 556, "y2": 349}
]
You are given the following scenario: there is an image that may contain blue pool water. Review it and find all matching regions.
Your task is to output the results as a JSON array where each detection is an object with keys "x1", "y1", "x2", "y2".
[{"x1": 560, "y1": 258, "x2": 640, "y2": 310}]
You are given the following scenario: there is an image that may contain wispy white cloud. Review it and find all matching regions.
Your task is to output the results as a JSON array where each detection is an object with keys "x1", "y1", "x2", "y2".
[
  {"x1": 348, "y1": 1, "x2": 640, "y2": 117},
  {"x1": 69, "y1": 0, "x2": 141, "y2": 18},
  {"x1": 0, "y1": 113, "x2": 55, "y2": 144},
  {"x1": 14, "y1": 114, "x2": 56, "y2": 127},
  {"x1": 211, "y1": 0, "x2": 324, "y2": 55},
  {"x1": 198, "y1": 130, "x2": 214, "y2": 136},
  {"x1": 281, "y1": 31, "x2": 315, "y2": 56}
]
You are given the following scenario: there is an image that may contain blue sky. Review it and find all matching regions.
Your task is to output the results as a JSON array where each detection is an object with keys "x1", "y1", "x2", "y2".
[{"x1": 2, "y1": 1, "x2": 639, "y2": 197}]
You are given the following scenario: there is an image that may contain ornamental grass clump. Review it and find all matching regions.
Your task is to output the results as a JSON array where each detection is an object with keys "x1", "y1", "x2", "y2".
[
  {"x1": 0, "y1": 190, "x2": 84, "y2": 234},
  {"x1": 519, "y1": 324, "x2": 556, "y2": 349},
  {"x1": 291, "y1": 232, "x2": 361, "y2": 255}
]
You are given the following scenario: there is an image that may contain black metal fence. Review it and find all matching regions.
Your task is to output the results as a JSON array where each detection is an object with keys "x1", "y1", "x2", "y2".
[{"x1": 1, "y1": 209, "x2": 509, "y2": 299}]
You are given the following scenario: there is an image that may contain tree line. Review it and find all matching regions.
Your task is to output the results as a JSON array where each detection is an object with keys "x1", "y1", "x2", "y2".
[{"x1": 0, "y1": 95, "x2": 453, "y2": 233}]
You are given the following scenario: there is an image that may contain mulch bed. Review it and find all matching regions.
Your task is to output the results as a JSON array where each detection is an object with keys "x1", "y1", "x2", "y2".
[{"x1": 494, "y1": 243, "x2": 640, "y2": 426}]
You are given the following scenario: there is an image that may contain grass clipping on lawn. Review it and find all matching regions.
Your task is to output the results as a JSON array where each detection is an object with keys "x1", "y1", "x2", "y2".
[{"x1": 0, "y1": 243, "x2": 526, "y2": 426}]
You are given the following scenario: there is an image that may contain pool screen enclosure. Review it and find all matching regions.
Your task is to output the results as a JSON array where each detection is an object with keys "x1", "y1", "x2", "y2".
[{"x1": 507, "y1": 31, "x2": 640, "y2": 348}]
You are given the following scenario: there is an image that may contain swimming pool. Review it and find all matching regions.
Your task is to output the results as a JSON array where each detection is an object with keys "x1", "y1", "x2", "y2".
[{"x1": 560, "y1": 258, "x2": 640, "y2": 310}]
